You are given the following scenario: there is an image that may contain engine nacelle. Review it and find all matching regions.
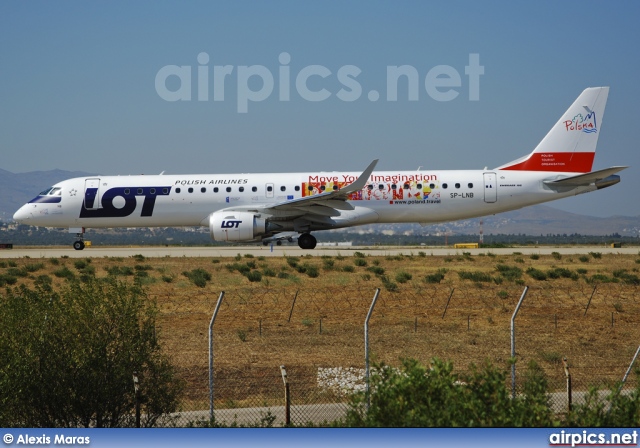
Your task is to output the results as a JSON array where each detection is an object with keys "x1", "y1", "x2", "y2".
[{"x1": 209, "y1": 211, "x2": 266, "y2": 242}]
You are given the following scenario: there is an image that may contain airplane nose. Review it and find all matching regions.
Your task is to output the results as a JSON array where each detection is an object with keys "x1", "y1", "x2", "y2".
[{"x1": 13, "y1": 205, "x2": 32, "y2": 223}]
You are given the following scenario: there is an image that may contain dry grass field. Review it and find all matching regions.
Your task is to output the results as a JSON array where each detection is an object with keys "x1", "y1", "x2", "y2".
[{"x1": 3, "y1": 249, "x2": 640, "y2": 416}]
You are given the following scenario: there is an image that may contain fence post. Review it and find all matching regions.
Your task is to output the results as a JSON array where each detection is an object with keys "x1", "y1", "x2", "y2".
[
  {"x1": 209, "y1": 291, "x2": 225, "y2": 422},
  {"x1": 280, "y1": 365, "x2": 290, "y2": 426},
  {"x1": 442, "y1": 288, "x2": 455, "y2": 319},
  {"x1": 511, "y1": 286, "x2": 529, "y2": 399},
  {"x1": 132, "y1": 371, "x2": 141, "y2": 428},
  {"x1": 620, "y1": 344, "x2": 640, "y2": 389},
  {"x1": 365, "y1": 288, "x2": 381, "y2": 412},
  {"x1": 562, "y1": 357, "x2": 572, "y2": 412},
  {"x1": 288, "y1": 290, "x2": 299, "y2": 322},
  {"x1": 584, "y1": 285, "x2": 597, "y2": 316}
]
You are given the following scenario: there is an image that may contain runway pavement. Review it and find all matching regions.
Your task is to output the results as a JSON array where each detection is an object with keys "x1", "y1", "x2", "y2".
[{"x1": 0, "y1": 244, "x2": 637, "y2": 258}]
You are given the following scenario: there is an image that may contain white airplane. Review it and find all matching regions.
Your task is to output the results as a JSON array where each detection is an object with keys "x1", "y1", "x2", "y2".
[{"x1": 13, "y1": 87, "x2": 627, "y2": 250}]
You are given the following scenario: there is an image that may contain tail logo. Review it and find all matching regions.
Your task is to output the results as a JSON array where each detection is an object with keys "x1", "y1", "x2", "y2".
[{"x1": 564, "y1": 111, "x2": 597, "y2": 134}]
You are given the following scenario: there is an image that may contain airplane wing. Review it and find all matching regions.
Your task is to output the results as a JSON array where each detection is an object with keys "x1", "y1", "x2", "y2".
[
  {"x1": 543, "y1": 166, "x2": 628, "y2": 187},
  {"x1": 263, "y1": 159, "x2": 378, "y2": 217},
  {"x1": 206, "y1": 159, "x2": 379, "y2": 228}
]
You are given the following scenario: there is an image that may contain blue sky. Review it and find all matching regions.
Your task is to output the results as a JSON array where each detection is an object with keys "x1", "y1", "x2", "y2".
[{"x1": 1, "y1": 1, "x2": 639, "y2": 217}]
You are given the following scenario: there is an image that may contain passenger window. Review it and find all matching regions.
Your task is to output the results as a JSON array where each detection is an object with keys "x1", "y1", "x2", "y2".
[
  {"x1": 307, "y1": 185, "x2": 313, "y2": 191},
  {"x1": 280, "y1": 186, "x2": 286, "y2": 191},
  {"x1": 333, "y1": 185, "x2": 339, "y2": 191},
  {"x1": 150, "y1": 188, "x2": 156, "y2": 194},
  {"x1": 213, "y1": 187, "x2": 219, "y2": 193},
  {"x1": 391, "y1": 184, "x2": 397, "y2": 190},
  {"x1": 124, "y1": 188, "x2": 130, "y2": 195},
  {"x1": 188, "y1": 187, "x2": 193, "y2": 193},
  {"x1": 468, "y1": 183, "x2": 473, "y2": 188},
  {"x1": 267, "y1": 186, "x2": 273, "y2": 192},
  {"x1": 368, "y1": 185, "x2": 373, "y2": 190},
  {"x1": 201, "y1": 187, "x2": 206, "y2": 193},
  {"x1": 137, "y1": 188, "x2": 143, "y2": 194},
  {"x1": 403, "y1": 184, "x2": 409, "y2": 190},
  {"x1": 442, "y1": 183, "x2": 448, "y2": 189},
  {"x1": 295, "y1": 186, "x2": 300, "y2": 191},
  {"x1": 320, "y1": 185, "x2": 326, "y2": 191},
  {"x1": 239, "y1": 187, "x2": 244, "y2": 192},
  {"x1": 252, "y1": 186, "x2": 257, "y2": 192},
  {"x1": 226, "y1": 187, "x2": 231, "y2": 193},
  {"x1": 417, "y1": 184, "x2": 422, "y2": 189},
  {"x1": 455, "y1": 183, "x2": 460, "y2": 189},
  {"x1": 430, "y1": 183, "x2": 435, "y2": 189},
  {"x1": 162, "y1": 188, "x2": 168, "y2": 194},
  {"x1": 176, "y1": 188, "x2": 181, "y2": 193}
]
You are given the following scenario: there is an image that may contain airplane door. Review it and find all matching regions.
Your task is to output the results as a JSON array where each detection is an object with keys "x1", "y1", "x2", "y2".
[
  {"x1": 265, "y1": 183, "x2": 274, "y2": 199},
  {"x1": 84, "y1": 178, "x2": 101, "y2": 210},
  {"x1": 483, "y1": 173, "x2": 497, "y2": 203}
]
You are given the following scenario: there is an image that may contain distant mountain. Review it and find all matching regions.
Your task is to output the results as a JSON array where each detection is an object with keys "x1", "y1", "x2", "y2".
[
  {"x1": 0, "y1": 169, "x2": 94, "y2": 221},
  {"x1": 335, "y1": 205, "x2": 640, "y2": 237},
  {"x1": 1, "y1": 170, "x2": 638, "y2": 236}
]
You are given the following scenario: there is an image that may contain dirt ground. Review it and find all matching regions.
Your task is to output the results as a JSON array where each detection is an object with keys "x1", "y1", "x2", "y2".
[{"x1": 4, "y1": 249, "x2": 640, "y2": 408}]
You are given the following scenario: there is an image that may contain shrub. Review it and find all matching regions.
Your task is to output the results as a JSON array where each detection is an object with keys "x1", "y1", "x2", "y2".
[
  {"x1": 341, "y1": 358, "x2": 556, "y2": 427},
  {"x1": 395, "y1": 271, "x2": 412, "y2": 283},
  {"x1": 354, "y1": 258, "x2": 367, "y2": 267},
  {"x1": 342, "y1": 265, "x2": 355, "y2": 273},
  {"x1": 53, "y1": 267, "x2": 75, "y2": 279},
  {"x1": 530, "y1": 254, "x2": 540, "y2": 260},
  {"x1": 589, "y1": 252, "x2": 602, "y2": 259},
  {"x1": 24, "y1": 263, "x2": 45, "y2": 273},
  {"x1": 0, "y1": 277, "x2": 182, "y2": 427},
  {"x1": 366, "y1": 266, "x2": 385, "y2": 275},
  {"x1": 458, "y1": 271, "x2": 492, "y2": 282},
  {"x1": 106, "y1": 266, "x2": 134, "y2": 276},
  {"x1": 424, "y1": 269, "x2": 446, "y2": 284},
  {"x1": 182, "y1": 268, "x2": 212, "y2": 287},
  {"x1": 526, "y1": 268, "x2": 547, "y2": 281},
  {"x1": 245, "y1": 271, "x2": 262, "y2": 282},
  {"x1": 495, "y1": 264, "x2": 523, "y2": 281},
  {"x1": 304, "y1": 265, "x2": 320, "y2": 278}
]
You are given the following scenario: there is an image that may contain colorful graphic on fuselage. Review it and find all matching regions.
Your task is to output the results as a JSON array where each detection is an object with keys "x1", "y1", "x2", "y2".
[{"x1": 302, "y1": 175, "x2": 439, "y2": 202}]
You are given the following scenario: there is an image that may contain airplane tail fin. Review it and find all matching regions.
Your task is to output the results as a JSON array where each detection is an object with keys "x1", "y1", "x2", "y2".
[{"x1": 497, "y1": 87, "x2": 609, "y2": 173}]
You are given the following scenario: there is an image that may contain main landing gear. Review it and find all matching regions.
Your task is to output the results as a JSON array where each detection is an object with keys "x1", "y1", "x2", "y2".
[
  {"x1": 297, "y1": 233, "x2": 317, "y2": 250},
  {"x1": 72, "y1": 228, "x2": 85, "y2": 250}
]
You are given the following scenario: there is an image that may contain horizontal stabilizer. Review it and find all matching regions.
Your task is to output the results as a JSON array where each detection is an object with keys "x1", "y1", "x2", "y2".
[{"x1": 543, "y1": 166, "x2": 628, "y2": 187}]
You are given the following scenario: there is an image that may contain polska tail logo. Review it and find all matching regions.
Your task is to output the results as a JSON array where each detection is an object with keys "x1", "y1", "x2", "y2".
[{"x1": 564, "y1": 111, "x2": 597, "y2": 133}]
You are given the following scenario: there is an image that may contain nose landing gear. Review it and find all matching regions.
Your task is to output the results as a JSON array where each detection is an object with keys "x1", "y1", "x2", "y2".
[{"x1": 71, "y1": 228, "x2": 85, "y2": 250}]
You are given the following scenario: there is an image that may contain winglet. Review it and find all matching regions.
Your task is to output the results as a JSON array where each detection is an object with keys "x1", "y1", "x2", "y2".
[{"x1": 339, "y1": 159, "x2": 378, "y2": 195}]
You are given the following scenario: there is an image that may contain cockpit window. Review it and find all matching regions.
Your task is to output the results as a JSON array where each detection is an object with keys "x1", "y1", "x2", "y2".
[
  {"x1": 51, "y1": 188, "x2": 62, "y2": 196},
  {"x1": 39, "y1": 187, "x2": 54, "y2": 196}
]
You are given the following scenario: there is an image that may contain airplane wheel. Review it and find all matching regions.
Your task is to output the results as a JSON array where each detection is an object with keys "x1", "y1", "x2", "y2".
[
  {"x1": 297, "y1": 233, "x2": 317, "y2": 250},
  {"x1": 276, "y1": 240, "x2": 282, "y2": 246},
  {"x1": 73, "y1": 241, "x2": 85, "y2": 251}
]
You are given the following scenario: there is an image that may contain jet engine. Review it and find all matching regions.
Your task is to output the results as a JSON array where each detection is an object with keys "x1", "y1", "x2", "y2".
[{"x1": 209, "y1": 211, "x2": 267, "y2": 242}]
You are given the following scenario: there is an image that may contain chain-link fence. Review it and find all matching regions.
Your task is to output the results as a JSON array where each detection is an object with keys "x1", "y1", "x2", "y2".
[{"x1": 153, "y1": 282, "x2": 640, "y2": 426}]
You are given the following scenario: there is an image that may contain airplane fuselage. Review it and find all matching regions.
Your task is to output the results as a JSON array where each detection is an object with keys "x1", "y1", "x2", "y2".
[{"x1": 14, "y1": 168, "x2": 599, "y2": 231}]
